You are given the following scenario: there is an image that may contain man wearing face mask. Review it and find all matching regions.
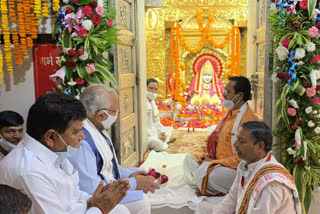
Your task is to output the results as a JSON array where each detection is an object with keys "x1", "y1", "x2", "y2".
[
  {"x1": 0, "y1": 111, "x2": 24, "y2": 160},
  {"x1": 68, "y1": 84, "x2": 156, "y2": 214},
  {"x1": 183, "y1": 76, "x2": 261, "y2": 197},
  {"x1": 0, "y1": 92, "x2": 131, "y2": 214},
  {"x1": 146, "y1": 78, "x2": 176, "y2": 151}
]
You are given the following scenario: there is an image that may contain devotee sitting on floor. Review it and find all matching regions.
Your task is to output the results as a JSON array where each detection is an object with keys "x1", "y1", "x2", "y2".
[
  {"x1": 0, "y1": 92, "x2": 130, "y2": 214},
  {"x1": 0, "y1": 184, "x2": 32, "y2": 214},
  {"x1": 0, "y1": 110, "x2": 24, "y2": 160},
  {"x1": 147, "y1": 78, "x2": 176, "y2": 151},
  {"x1": 196, "y1": 121, "x2": 301, "y2": 214},
  {"x1": 184, "y1": 76, "x2": 261, "y2": 196},
  {"x1": 69, "y1": 85, "x2": 157, "y2": 214}
]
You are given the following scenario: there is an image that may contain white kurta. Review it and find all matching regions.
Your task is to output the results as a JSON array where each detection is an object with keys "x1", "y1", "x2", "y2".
[
  {"x1": 0, "y1": 135, "x2": 129, "y2": 214},
  {"x1": 147, "y1": 100, "x2": 174, "y2": 151},
  {"x1": 196, "y1": 154, "x2": 300, "y2": 214}
]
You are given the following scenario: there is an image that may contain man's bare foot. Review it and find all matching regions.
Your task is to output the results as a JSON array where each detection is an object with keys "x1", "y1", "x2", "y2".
[{"x1": 167, "y1": 137, "x2": 176, "y2": 144}]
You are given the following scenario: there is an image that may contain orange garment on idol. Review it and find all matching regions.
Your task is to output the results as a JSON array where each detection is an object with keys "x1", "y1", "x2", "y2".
[{"x1": 193, "y1": 105, "x2": 261, "y2": 184}]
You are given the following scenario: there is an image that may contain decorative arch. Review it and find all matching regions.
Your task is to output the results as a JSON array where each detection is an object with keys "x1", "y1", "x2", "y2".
[{"x1": 192, "y1": 53, "x2": 224, "y2": 78}]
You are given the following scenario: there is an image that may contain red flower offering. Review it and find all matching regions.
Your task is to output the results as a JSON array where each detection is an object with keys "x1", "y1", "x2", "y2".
[{"x1": 92, "y1": 14, "x2": 102, "y2": 26}]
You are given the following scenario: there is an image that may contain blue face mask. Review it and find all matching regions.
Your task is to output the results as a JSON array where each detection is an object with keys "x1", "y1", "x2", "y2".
[{"x1": 55, "y1": 132, "x2": 79, "y2": 159}]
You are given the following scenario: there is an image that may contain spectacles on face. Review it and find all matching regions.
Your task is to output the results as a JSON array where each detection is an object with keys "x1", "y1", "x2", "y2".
[{"x1": 97, "y1": 108, "x2": 119, "y2": 116}]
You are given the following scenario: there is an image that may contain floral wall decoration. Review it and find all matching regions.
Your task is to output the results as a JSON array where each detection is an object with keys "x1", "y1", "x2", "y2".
[
  {"x1": 0, "y1": 0, "x2": 59, "y2": 84},
  {"x1": 51, "y1": 0, "x2": 118, "y2": 97},
  {"x1": 269, "y1": 0, "x2": 320, "y2": 213}
]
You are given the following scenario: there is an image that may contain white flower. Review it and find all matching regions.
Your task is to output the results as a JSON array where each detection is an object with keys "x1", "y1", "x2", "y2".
[
  {"x1": 311, "y1": 8, "x2": 320, "y2": 19},
  {"x1": 67, "y1": 81, "x2": 76, "y2": 86},
  {"x1": 310, "y1": 70, "x2": 317, "y2": 88},
  {"x1": 271, "y1": 73, "x2": 279, "y2": 83},
  {"x1": 71, "y1": 32, "x2": 77, "y2": 38},
  {"x1": 276, "y1": 45, "x2": 289, "y2": 61},
  {"x1": 63, "y1": 0, "x2": 69, "y2": 3},
  {"x1": 316, "y1": 114, "x2": 320, "y2": 118},
  {"x1": 287, "y1": 147, "x2": 295, "y2": 155},
  {"x1": 306, "y1": 42, "x2": 316, "y2": 52},
  {"x1": 270, "y1": 3, "x2": 276, "y2": 11},
  {"x1": 313, "y1": 110, "x2": 318, "y2": 114},
  {"x1": 79, "y1": 52, "x2": 89, "y2": 61},
  {"x1": 102, "y1": 51, "x2": 108, "y2": 59},
  {"x1": 97, "y1": 0, "x2": 103, "y2": 6},
  {"x1": 289, "y1": 99, "x2": 299, "y2": 109},
  {"x1": 293, "y1": 0, "x2": 300, "y2": 5},
  {"x1": 304, "y1": 166, "x2": 310, "y2": 171},
  {"x1": 294, "y1": 48, "x2": 305, "y2": 60},
  {"x1": 82, "y1": 20, "x2": 93, "y2": 31},
  {"x1": 64, "y1": 48, "x2": 70, "y2": 54},
  {"x1": 314, "y1": 127, "x2": 320, "y2": 134},
  {"x1": 308, "y1": 121, "x2": 315, "y2": 127},
  {"x1": 315, "y1": 70, "x2": 320, "y2": 80},
  {"x1": 305, "y1": 106, "x2": 313, "y2": 114},
  {"x1": 296, "y1": 61, "x2": 304, "y2": 66}
]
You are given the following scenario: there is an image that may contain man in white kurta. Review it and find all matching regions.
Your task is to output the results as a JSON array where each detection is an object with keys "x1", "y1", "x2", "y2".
[
  {"x1": 196, "y1": 121, "x2": 301, "y2": 214},
  {"x1": 0, "y1": 92, "x2": 130, "y2": 214},
  {"x1": 147, "y1": 78, "x2": 175, "y2": 151}
]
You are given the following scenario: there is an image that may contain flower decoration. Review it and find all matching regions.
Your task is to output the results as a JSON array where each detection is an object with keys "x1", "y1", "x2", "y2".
[
  {"x1": 51, "y1": 0, "x2": 119, "y2": 97},
  {"x1": 270, "y1": 0, "x2": 320, "y2": 212}
]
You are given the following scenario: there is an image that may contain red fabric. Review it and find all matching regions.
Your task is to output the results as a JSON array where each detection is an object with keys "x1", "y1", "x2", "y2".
[{"x1": 207, "y1": 112, "x2": 230, "y2": 159}]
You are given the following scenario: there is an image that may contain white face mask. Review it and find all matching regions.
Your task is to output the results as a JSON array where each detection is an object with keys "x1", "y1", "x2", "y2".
[
  {"x1": 55, "y1": 132, "x2": 79, "y2": 159},
  {"x1": 147, "y1": 91, "x2": 158, "y2": 100},
  {"x1": 222, "y1": 94, "x2": 240, "y2": 110},
  {"x1": 101, "y1": 110, "x2": 118, "y2": 129},
  {"x1": 0, "y1": 135, "x2": 19, "y2": 152}
]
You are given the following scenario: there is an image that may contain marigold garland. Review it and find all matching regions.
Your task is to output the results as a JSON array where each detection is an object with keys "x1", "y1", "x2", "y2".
[
  {"x1": 34, "y1": 0, "x2": 42, "y2": 25},
  {"x1": 12, "y1": 29, "x2": 23, "y2": 65},
  {"x1": 0, "y1": 54, "x2": 3, "y2": 84},
  {"x1": 8, "y1": 0, "x2": 16, "y2": 22},
  {"x1": 42, "y1": 0, "x2": 49, "y2": 18},
  {"x1": 1, "y1": 0, "x2": 13, "y2": 73},
  {"x1": 52, "y1": 0, "x2": 59, "y2": 12}
]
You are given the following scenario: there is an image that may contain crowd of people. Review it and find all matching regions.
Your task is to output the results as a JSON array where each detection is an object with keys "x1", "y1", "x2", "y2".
[{"x1": 0, "y1": 76, "x2": 301, "y2": 214}]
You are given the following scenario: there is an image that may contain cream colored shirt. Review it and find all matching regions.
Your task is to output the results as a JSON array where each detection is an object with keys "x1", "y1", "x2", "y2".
[{"x1": 210, "y1": 157, "x2": 296, "y2": 214}]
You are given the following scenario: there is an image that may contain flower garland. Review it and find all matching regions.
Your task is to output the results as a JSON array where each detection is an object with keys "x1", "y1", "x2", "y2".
[
  {"x1": 42, "y1": 0, "x2": 49, "y2": 18},
  {"x1": 1, "y1": 0, "x2": 13, "y2": 73},
  {"x1": 269, "y1": 0, "x2": 320, "y2": 213},
  {"x1": 34, "y1": 0, "x2": 41, "y2": 25},
  {"x1": 52, "y1": 0, "x2": 59, "y2": 12},
  {"x1": 50, "y1": 0, "x2": 119, "y2": 97}
]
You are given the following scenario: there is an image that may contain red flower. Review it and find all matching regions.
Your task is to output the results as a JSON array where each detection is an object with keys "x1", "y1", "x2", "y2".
[
  {"x1": 107, "y1": 19, "x2": 113, "y2": 27},
  {"x1": 277, "y1": 72, "x2": 285, "y2": 79},
  {"x1": 311, "y1": 55, "x2": 320, "y2": 63},
  {"x1": 284, "y1": 73, "x2": 290, "y2": 80},
  {"x1": 312, "y1": 117, "x2": 316, "y2": 123},
  {"x1": 297, "y1": 158, "x2": 304, "y2": 165},
  {"x1": 89, "y1": 1, "x2": 97, "y2": 9},
  {"x1": 160, "y1": 174, "x2": 168, "y2": 184},
  {"x1": 293, "y1": 23, "x2": 300, "y2": 29},
  {"x1": 316, "y1": 23, "x2": 320, "y2": 29},
  {"x1": 66, "y1": 59, "x2": 76, "y2": 68},
  {"x1": 303, "y1": 82, "x2": 310, "y2": 88},
  {"x1": 291, "y1": 125, "x2": 298, "y2": 131},
  {"x1": 310, "y1": 98, "x2": 320, "y2": 104},
  {"x1": 75, "y1": 79, "x2": 85, "y2": 85},
  {"x1": 65, "y1": 7, "x2": 73, "y2": 14},
  {"x1": 92, "y1": 14, "x2": 102, "y2": 26},
  {"x1": 316, "y1": 84, "x2": 320, "y2": 91},
  {"x1": 281, "y1": 38, "x2": 291, "y2": 48},
  {"x1": 76, "y1": 27, "x2": 87, "y2": 37},
  {"x1": 68, "y1": 49, "x2": 77, "y2": 56},
  {"x1": 299, "y1": 0, "x2": 308, "y2": 10},
  {"x1": 297, "y1": 118, "x2": 303, "y2": 125},
  {"x1": 77, "y1": 49, "x2": 84, "y2": 56},
  {"x1": 72, "y1": 0, "x2": 79, "y2": 3},
  {"x1": 82, "y1": 6, "x2": 93, "y2": 17}
]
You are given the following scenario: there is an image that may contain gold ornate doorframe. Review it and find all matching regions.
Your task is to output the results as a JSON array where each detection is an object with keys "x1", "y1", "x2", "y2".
[{"x1": 145, "y1": 0, "x2": 248, "y2": 100}]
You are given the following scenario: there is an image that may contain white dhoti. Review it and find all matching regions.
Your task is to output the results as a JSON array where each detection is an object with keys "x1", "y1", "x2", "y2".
[
  {"x1": 148, "y1": 126, "x2": 174, "y2": 152},
  {"x1": 183, "y1": 154, "x2": 236, "y2": 195},
  {"x1": 123, "y1": 194, "x2": 151, "y2": 214},
  {"x1": 108, "y1": 204, "x2": 131, "y2": 214}
]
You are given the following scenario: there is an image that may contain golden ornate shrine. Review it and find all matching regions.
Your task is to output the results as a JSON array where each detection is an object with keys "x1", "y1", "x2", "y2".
[{"x1": 145, "y1": 0, "x2": 249, "y2": 100}]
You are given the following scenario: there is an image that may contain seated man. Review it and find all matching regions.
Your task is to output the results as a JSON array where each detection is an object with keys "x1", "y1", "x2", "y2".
[
  {"x1": 69, "y1": 85, "x2": 158, "y2": 214},
  {"x1": 196, "y1": 121, "x2": 301, "y2": 214},
  {"x1": 147, "y1": 78, "x2": 175, "y2": 151},
  {"x1": 0, "y1": 111, "x2": 24, "y2": 160},
  {"x1": 0, "y1": 184, "x2": 32, "y2": 214},
  {"x1": 184, "y1": 76, "x2": 261, "y2": 196},
  {"x1": 0, "y1": 92, "x2": 130, "y2": 214}
]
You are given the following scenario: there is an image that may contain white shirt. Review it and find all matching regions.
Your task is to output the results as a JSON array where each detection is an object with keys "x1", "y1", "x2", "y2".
[
  {"x1": 0, "y1": 135, "x2": 102, "y2": 214},
  {"x1": 210, "y1": 156, "x2": 296, "y2": 214}
]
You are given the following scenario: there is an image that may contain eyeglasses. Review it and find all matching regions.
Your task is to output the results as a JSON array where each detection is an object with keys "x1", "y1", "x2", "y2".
[{"x1": 97, "y1": 108, "x2": 119, "y2": 115}]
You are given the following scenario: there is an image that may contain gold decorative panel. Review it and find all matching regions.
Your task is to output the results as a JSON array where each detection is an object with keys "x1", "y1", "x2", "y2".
[
  {"x1": 120, "y1": 127, "x2": 135, "y2": 161},
  {"x1": 145, "y1": 0, "x2": 249, "y2": 100},
  {"x1": 116, "y1": 0, "x2": 131, "y2": 31},
  {"x1": 117, "y1": 45, "x2": 132, "y2": 74},
  {"x1": 119, "y1": 87, "x2": 133, "y2": 118}
]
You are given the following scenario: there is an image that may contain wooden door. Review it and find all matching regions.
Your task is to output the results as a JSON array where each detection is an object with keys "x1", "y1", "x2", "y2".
[
  {"x1": 110, "y1": 0, "x2": 139, "y2": 168},
  {"x1": 250, "y1": 0, "x2": 273, "y2": 124}
]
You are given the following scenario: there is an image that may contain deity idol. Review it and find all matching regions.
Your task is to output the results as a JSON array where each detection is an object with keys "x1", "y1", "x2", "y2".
[{"x1": 188, "y1": 60, "x2": 224, "y2": 105}]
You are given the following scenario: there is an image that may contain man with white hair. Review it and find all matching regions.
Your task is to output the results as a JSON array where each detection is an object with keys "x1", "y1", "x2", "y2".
[{"x1": 69, "y1": 84, "x2": 158, "y2": 214}]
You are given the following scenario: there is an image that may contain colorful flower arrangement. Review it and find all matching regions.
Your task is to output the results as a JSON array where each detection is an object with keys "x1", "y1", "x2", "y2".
[
  {"x1": 269, "y1": 0, "x2": 320, "y2": 212},
  {"x1": 51, "y1": 0, "x2": 119, "y2": 97}
]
